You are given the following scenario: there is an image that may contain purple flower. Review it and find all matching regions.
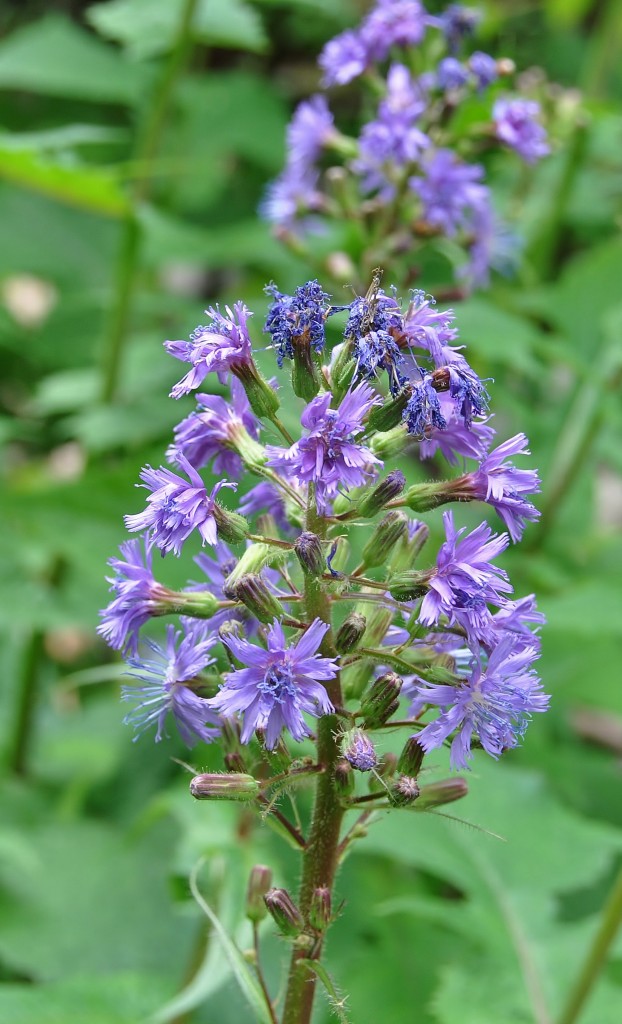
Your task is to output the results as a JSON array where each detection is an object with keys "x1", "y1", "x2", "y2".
[
  {"x1": 410, "y1": 637, "x2": 549, "y2": 768},
  {"x1": 319, "y1": 29, "x2": 369, "y2": 87},
  {"x1": 208, "y1": 618, "x2": 337, "y2": 747},
  {"x1": 419, "y1": 393, "x2": 494, "y2": 464},
  {"x1": 402, "y1": 291, "x2": 459, "y2": 365},
  {"x1": 167, "y1": 378, "x2": 258, "y2": 478},
  {"x1": 491, "y1": 595, "x2": 545, "y2": 648},
  {"x1": 266, "y1": 383, "x2": 382, "y2": 512},
  {"x1": 238, "y1": 481, "x2": 293, "y2": 533},
  {"x1": 435, "y1": 5, "x2": 480, "y2": 51},
  {"x1": 260, "y1": 166, "x2": 323, "y2": 228},
  {"x1": 165, "y1": 302, "x2": 253, "y2": 398},
  {"x1": 343, "y1": 728, "x2": 378, "y2": 771},
  {"x1": 355, "y1": 65, "x2": 429, "y2": 194},
  {"x1": 98, "y1": 539, "x2": 170, "y2": 653},
  {"x1": 319, "y1": 0, "x2": 428, "y2": 88},
  {"x1": 410, "y1": 149, "x2": 488, "y2": 237},
  {"x1": 123, "y1": 623, "x2": 221, "y2": 745},
  {"x1": 468, "y1": 51, "x2": 498, "y2": 90},
  {"x1": 189, "y1": 543, "x2": 280, "y2": 637},
  {"x1": 264, "y1": 279, "x2": 332, "y2": 365},
  {"x1": 124, "y1": 454, "x2": 236, "y2": 556},
  {"x1": 463, "y1": 433, "x2": 541, "y2": 541},
  {"x1": 493, "y1": 98, "x2": 549, "y2": 164},
  {"x1": 437, "y1": 57, "x2": 469, "y2": 91},
  {"x1": 286, "y1": 96, "x2": 336, "y2": 168},
  {"x1": 419, "y1": 510, "x2": 512, "y2": 626}
]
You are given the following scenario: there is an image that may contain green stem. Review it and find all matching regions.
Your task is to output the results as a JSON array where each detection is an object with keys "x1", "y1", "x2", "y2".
[
  {"x1": 557, "y1": 864, "x2": 622, "y2": 1024},
  {"x1": 8, "y1": 630, "x2": 45, "y2": 776},
  {"x1": 281, "y1": 506, "x2": 344, "y2": 1024},
  {"x1": 99, "y1": 0, "x2": 199, "y2": 403}
]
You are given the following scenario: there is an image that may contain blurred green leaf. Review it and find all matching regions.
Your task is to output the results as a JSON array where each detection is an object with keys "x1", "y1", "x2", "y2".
[
  {"x1": 87, "y1": 0, "x2": 268, "y2": 60},
  {"x1": 0, "y1": 15, "x2": 146, "y2": 104},
  {"x1": 0, "y1": 972, "x2": 174, "y2": 1024},
  {"x1": 0, "y1": 145, "x2": 129, "y2": 218}
]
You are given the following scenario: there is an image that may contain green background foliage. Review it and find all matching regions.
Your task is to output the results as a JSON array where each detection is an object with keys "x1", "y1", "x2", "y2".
[{"x1": 0, "y1": 1, "x2": 621, "y2": 1021}]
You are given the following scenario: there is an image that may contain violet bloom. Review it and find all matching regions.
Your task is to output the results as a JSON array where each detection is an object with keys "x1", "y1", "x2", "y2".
[
  {"x1": 493, "y1": 98, "x2": 549, "y2": 164},
  {"x1": 419, "y1": 509, "x2": 512, "y2": 627},
  {"x1": 260, "y1": 166, "x2": 324, "y2": 229},
  {"x1": 208, "y1": 618, "x2": 337, "y2": 748},
  {"x1": 264, "y1": 279, "x2": 332, "y2": 365},
  {"x1": 238, "y1": 481, "x2": 293, "y2": 534},
  {"x1": 468, "y1": 51, "x2": 498, "y2": 90},
  {"x1": 266, "y1": 382, "x2": 382, "y2": 512},
  {"x1": 492, "y1": 595, "x2": 546, "y2": 649},
  {"x1": 165, "y1": 302, "x2": 253, "y2": 398},
  {"x1": 465, "y1": 433, "x2": 541, "y2": 542},
  {"x1": 123, "y1": 623, "x2": 221, "y2": 745},
  {"x1": 286, "y1": 96, "x2": 336, "y2": 168},
  {"x1": 436, "y1": 57, "x2": 469, "y2": 91},
  {"x1": 98, "y1": 538, "x2": 170, "y2": 653},
  {"x1": 402, "y1": 291, "x2": 459, "y2": 365},
  {"x1": 167, "y1": 378, "x2": 259, "y2": 478},
  {"x1": 410, "y1": 149, "x2": 488, "y2": 237},
  {"x1": 419, "y1": 393, "x2": 494, "y2": 464},
  {"x1": 319, "y1": 30, "x2": 368, "y2": 87},
  {"x1": 435, "y1": 5, "x2": 480, "y2": 51},
  {"x1": 410, "y1": 637, "x2": 549, "y2": 768},
  {"x1": 125, "y1": 453, "x2": 236, "y2": 556},
  {"x1": 355, "y1": 64, "x2": 429, "y2": 195},
  {"x1": 319, "y1": 0, "x2": 428, "y2": 87}
]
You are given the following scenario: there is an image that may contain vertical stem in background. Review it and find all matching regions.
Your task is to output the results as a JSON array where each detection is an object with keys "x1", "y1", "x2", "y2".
[
  {"x1": 9, "y1": 631, "x2": 45, "y2": 776},
  {"x1": 557, "y1": 863, "x2": 622, "y2": 1024},
  {"x1": 99, "y1": 0, "x2": 199, "y2": 404},
  {"x1": 282, "y1": 507, "x2": 345, "y2": 1024}
]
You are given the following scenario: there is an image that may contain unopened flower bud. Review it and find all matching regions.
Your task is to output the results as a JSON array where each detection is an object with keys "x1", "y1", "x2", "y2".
[
  {"x1": 334, "y1": 757, "x2": 355, "y2": 796},
  {"x1": 362, "y1": 510, "x2": 408, "y2": 568},
  {"x1": 264, "y1": 888, "x2": 304, "y2": 937},
  {"x1": 335, "y1": 612, "x2": 367, "y2": 654},
  {"x1": 367, "y1": 390, "x2": 409, "y2": 432},
  {"x1": 397, "y1": 736, "x2": 425, "y2": 777},
  {"x1": 225, "y1": 542, "x2": 290, "y2": 589},
  {"x1": 246, "y1": 865, "x2": 273, "y2": 923},
  {"x1": 357, "y1": 470, "x2": 406, "y2": 518},
  {"x1": 190, "y1": 773, "x2": 259, "y2": 802},
  {"x1": 388, "y1": 520, "x2": 429, "y2": 572},
  {"x1": 292, "y1": 342, "x2": 322, "y2": 402},
  {"x1": 309, "y1": 887, "x2": 332, "y2": 932},
  {"x1": 389, "y1": 775, "x2": 420, "y2": 807},
  {"x1": 213, "y1": 503, "x2": 249, "y2": 544},
  {"x1": 342, "y1": 728, "x2": 377, "y2": 772},
  {"x1": 233, "y1": 573, "x2": 284, "y2": 623},
  {"x1": 294, "y1": 531, "x2": 325, "y2": 577},
  {"x1": 403, "y1": 482, "x2": 447, "y2": 513},
  {"x1": 172, "y1": 589, "x2": 220, "y2": 619},
  {"x1": 387, "y1": 570, "x2": 428, "y2": 602},
  {"x1": 417, "y1": 777, "x2": 468, "y2": 809},
  {"x1": 361, "y1": 671, "x2": 402, "y2": 728},
  {"x1": 369, "y1": 426, "x2": 409, "y2": 460}
]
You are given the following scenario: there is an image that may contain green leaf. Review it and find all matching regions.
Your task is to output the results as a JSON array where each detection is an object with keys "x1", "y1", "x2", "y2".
[
  {"x1": 0, "y1": 15, "x2": 145, "y2": 104},
  {"x1": 0, "y1": 972, "x2": 175, "y2": 1024},
  {"x1": 87, "y1": 0, "x2": 268, "y2": 61},
  {"x1": 0, "y1": 146, "x2": 129, "y2": 218}
]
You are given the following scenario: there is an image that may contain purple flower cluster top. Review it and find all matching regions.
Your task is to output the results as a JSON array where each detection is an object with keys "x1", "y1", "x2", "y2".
[
  {"x1": 263, "y1": 0, "x2": 550, "y2": 291},
  {"x1": 100, "y1": 273, "x2": 548, "y2": 777}
]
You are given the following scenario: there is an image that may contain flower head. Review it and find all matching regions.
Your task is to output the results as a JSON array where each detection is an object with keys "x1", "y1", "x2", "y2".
[
  {"x1": 411, "y1": 149, "x2": 488, "y2": 237},
  {"x1": 264, "y1": 279, "x2": 332, "y2": 365},
  {"x1": 167, "y1": 378, "x2": 258, "y2": 477},
  {"x1": 419, "y1": 393, "x2": 494, "y2": 464},
  {"x1": 266, "y1": 383, "x2": 382, "y2": 512},
  {"x1": 419, "y1": 510, "x2": 512, "y2": 627},
  {"x1": 465, "y1": 433, "x2": 541, "y2": 541},
  {"x1": 355, "y1": 64, "x2": 429, "y2": 194},
  {"x1": 319, "y1": 1, "x2": 428, "y2": 87},
  {"x1": 123, "y1": 624, "x2": 221, "y2": 745},
  {"x1": 124, "y1": 454, "x2": 236, "y2": 556},
  {"x1": 493, "y1": 98, "x2": 549, "y2": 164},
  {"x1": 286, "y1": 96, "x2": 336, "y2": 168},
  {"x1": 410, "y1": 637, "x2": 549, "y2": 768},
  {"x1": 208, "y1": 619, "x2": 337, "y2": 747},
  {"x1": 165, "y1": 302, "x2": 253, "y2": 398},
  {"x1": 98, "y1": 538, "x2": 169, "y2": 653}
]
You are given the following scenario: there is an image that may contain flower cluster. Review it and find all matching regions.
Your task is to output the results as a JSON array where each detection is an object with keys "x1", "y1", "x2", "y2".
[
  {"x1": 100, "y1": 274, "x2": 547, "y2": 776},
  {"x1": 263, "y1": 0, "x2": 550, "y2": 291}
]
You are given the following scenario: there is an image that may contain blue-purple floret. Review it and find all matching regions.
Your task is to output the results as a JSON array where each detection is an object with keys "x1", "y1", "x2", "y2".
[
  {"x1": 343, "y1": 730, "x2": 378, "y2": 771},
  {"x1": 208, "y1": 618, "x2": 337, "y2": 748},
  {"x1": 98, "y1": 538, "x2": 164, "y2": 653},
  {"x1": 434, "y1": 4, "x2": 480, "y2": 51},
  {"x1": 410, "y1": 636, "x2": 548, "y2": 768},
  {"x1": 468, "y1": 433, "x2": 541, "y2": 541},
  {"x1": 493, "y1": 98, "x2": 550, "y2": 164},
  {"x1": 122, "y1": 623, "x2": 221, "y2": 746},
  {"x1": 165, "y1": 302, "x2": 253, "y2": 398},
  {"x1": 124, "y1": 453, "x2": 236, "y2": 556},
  {"x1": 320, "y1": 0, "x2": 428, "y2": 87},
  {"x1": 167, "y1": 377, "x2": 258, "y2": 478},
  {"x1": 264, "y1": 280, "x2": 332, "y2": 365},
  {"x1": 469, "y1": 51, "x2": 498, "y2": 90}
]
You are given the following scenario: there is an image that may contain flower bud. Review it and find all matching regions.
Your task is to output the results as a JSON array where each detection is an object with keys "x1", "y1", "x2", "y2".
[
  {"x1": 387, "y1": 570, "x2": 428, "y2": 602},
  {"x1": 388, "y1": 775, "x2": 420, "y2": 807},
  {"x1": 335, "y1": 612, "x2": 367, "y2": 654},
  {"x1": 341, "y1": 728, "x2": 377, "y2": 772},
  {"x1": 309, "y1": 887, "x2": 332, "y2": 932},
  {"x1": 294, "y1": 531, "x2": 325, "y2": 577},
  {"x1": 225, "y1": 542, "x2": 290, "y2": 589},
  {"x1": 233, "y1": 573, "x2": 284, "y2": 624},
  {"x1": 292, "y1": 341, "x2": 322, "y2": 401},
  {"x1": 246, "y1": 865, "x2": 273, "y2": 923},
  {"x1": 367, "y1": 389, "x2": 409, "y2": 432},
  {"x1": 397, "y1": 736, "x2": 425, "y2": 777},
  {"x1": 368, "y1": 426, "x2": 409, "y2": 460},
  {"x1": 403, "y1": 482, "x2": 447, "y2": 513},
  {"x1": 388, "y1": 520, "x2": 429, "y2": 573},
  {"x1": 416, "y1": 777, "x2": 468, "y2": 810},
  {"x1": 264, "y1": 888, "x2": 304, "y2": 937},
  {"x1": 334, "y1": 757, "x2": 355, "y2": 796},
  {"x1": 190, "y1": 773, "x2": 259, "y2": 801},
  {"x1": 213, "y1": 504, "x2": 249, "y2": 544},
  {"x1": 361, "y1": 510, "x2": 408, "y2": 568},
  {"x1": 361, "y1": 671, "x2": 402, "y2": 728},
  {"x1": 357, "y1": 470, "x2": 406, "y2": 518},
  {"x1": 171, "y1": 589, "x2": 220, "y2": 619},
  {"x1": 233, "y1": 361, "x2": 280, "y2": 418}
]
